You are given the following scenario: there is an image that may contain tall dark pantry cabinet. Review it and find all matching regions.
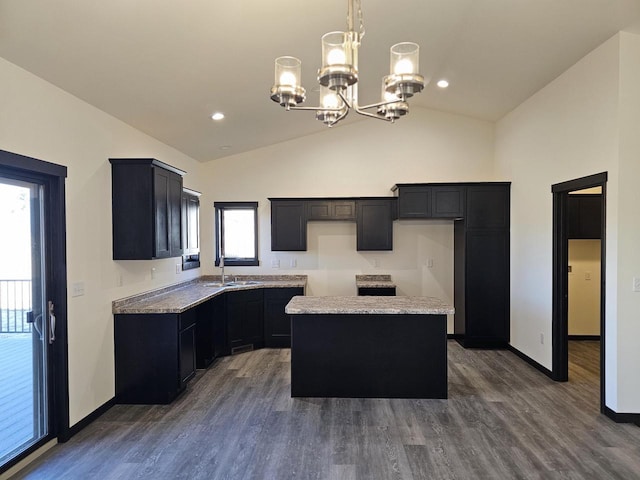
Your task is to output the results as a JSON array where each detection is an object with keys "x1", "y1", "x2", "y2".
[{"x1": 454, "y1": 184, "x2": 510, "y2": 348}]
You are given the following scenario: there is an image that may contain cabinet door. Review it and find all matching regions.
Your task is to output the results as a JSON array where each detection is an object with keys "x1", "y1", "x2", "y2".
[
  {"x1": 182, "y1": 192, "x2": 200, "y2": 255},
  {"x1": 464, "y1": 230, "x2": 509, "y2": 344},
  {"x1": 356, "y1": 199, "x2": 394, "y2": 251},
  {"x1": 466, "y1": 185, "x2": 510, "y2": 229},
  {"x1": 332, "y1": 201, "x2": 356, "y2": 220},
  {"x1": 211, "y1": 295, "x2": 228, "y2": 357},
  {"x1": 264, "y1": 288, "x2": 303, "y2": 347},
  {"x1": 154, "y1": 167, "x2": 172, "y2": 258},
  {"x1": 226, "y1": 292, "x2": 244, "y2": 349},
  {"x1": 179, "y1": 323, "x2": 196, "y2": 385},
  {"x1": 271, "y1": 200, "x2": 307, "y2": 251},
  {"x1": 169, "y1": 172, "x2": 183, "y2": 257},
  {"x1": 398, "y1": 186, "x2": 431, "y2": 218},
  {"x1": 226, "y1": 289, "x2": 264, "y2": 350},
  {"x1": 306, "y1": 201, "x2": 332, "y2": 220},
  {"x1": 243, "y1": 293, "x2": 265, "y2": 347},
  {"x1": 432, "y1": 186, "x2": 464, "y2": 218},
  {"x1": 154, "y1": 167, "x2": 183, "y2": 258}
]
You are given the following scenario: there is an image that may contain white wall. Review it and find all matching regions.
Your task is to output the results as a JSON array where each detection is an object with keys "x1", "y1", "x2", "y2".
[
  {"x1": 0, "y1": 57, "x2": 206, "y2": 425},
  {"x1": 496, "y1": 32, "x2": 640, "y2": 413},
  {"x1": 615, "y1": 32, "x2": 640, "y2": 412},
  {"x1": 568, "y1": 240, "x2": 601, "y2": 336},
  {"x1": 200, "y1": 108, "x2": 497, "y2": 333}
]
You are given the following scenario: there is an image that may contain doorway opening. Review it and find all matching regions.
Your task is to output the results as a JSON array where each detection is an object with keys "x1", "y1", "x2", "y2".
[
  {"x1": 0, "y1": 150, "x2": 68, "y2": 475},
  {"x1": 551, "y1": 172, "x2": 606, "y2": 412}
]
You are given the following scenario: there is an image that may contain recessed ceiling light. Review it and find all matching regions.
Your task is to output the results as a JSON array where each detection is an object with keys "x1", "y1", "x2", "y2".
[
  {"x1": 436, "y1": 80, "x2": 449, "y2": 89},
  {"x1": 211, "y1": 112, "x2": 225, "y2": 121}
]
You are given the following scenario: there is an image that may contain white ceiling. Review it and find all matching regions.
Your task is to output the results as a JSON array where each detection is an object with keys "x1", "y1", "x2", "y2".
[{"x1": 2, "y1": 0, "x2": 640, "y2": 162}]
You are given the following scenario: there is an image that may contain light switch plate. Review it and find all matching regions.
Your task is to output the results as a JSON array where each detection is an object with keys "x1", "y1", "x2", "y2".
[
  {"x1": 633, "y1": 277, "x2": 640, "y2": 292},
  {"x1": 71, "y1": 282, "x2": 85, "y2": 297}
]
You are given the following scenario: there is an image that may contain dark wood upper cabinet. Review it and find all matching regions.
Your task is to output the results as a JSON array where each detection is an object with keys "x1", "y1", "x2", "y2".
[
  {"x1": 432, "y1": 186, "x2": 465, "y2": 218},
  {"x1": 394, "y1": 184, "x2": 464, "y2": 219},
  {"x1": 307, "y1": 200, "x2": 356, "y2": 221},
  {"x1": 181, "y1": 188, "x2": 201, "y2": 270},
  {"x1": 395, "y1": 185, "x2": 432, "y2": 218},
  {"x1": 356, "y1": 198, "x2": 395, "y2": 251},
  {"x1": 568, "y1": 194, "x2": 602, "y2": 239},
  {"x1": 270, "y1": 200, "x2": 307, "y2": 251},
  {"x1": 465, "y1": 185, "x2": 509, "y2": 229},
  {"x1": 110, "y1": 158, "x2": 185, "y2": 260}
]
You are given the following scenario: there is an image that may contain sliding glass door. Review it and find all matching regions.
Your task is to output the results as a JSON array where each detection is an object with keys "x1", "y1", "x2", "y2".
[{"x1": 0, "y1": 176, "x2": 51, "y2": 467}]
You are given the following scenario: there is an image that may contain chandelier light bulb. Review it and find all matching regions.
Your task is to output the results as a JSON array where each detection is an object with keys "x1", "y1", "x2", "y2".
[
  {"x1": 322, "y1": 93, "x2": 340, "y2": 109},
  {"x1": 327, "y1": 48, "x2": 347, "y2": 65},
  {"x1": 279, "y1": 71, "x2": 297, "y2": 86},
  {"x1": 394, "y1": 58, "x2": 414, "y2": 75}
]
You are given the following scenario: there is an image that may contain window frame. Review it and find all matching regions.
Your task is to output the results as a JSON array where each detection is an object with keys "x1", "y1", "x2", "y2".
[{"x1": 214, "y1": 201, "x2": 259, "y2": 267}]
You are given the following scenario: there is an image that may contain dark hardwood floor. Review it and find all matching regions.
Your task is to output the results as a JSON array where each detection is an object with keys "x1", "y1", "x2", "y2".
[{"x1": 11, "y1": 341, "x2": 640, "y2": 479}]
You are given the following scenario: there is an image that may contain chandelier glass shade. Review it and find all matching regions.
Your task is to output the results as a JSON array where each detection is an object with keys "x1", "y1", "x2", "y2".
[{"x1": 270, "y1": 0, "x2": 425, "y2": 127}]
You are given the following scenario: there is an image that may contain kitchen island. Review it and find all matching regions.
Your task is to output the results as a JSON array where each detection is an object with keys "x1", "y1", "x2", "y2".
[{"x1": 285, "y1": 296, "x2": 454, "y2": 399}]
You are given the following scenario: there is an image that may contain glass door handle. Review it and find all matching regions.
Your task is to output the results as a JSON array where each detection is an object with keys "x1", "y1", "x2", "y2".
[{"x1": 48, "y1": 300, "x2": 56, "y2": 344}]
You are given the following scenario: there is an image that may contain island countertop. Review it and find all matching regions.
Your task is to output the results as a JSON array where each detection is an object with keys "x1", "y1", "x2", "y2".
[
  {"x1": 113, "y1": 275, "x2": 307, "y2": 314},
  {"x1": 285, "y1": 295, "x2": 454, "y2": 315}
]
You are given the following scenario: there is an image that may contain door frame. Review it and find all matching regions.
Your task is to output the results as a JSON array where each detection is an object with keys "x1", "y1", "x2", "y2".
[
  {"x1": 0, "y1": 149, "x2": 69, "y2": 473},
  {"x1": 551, "y1": 171, "x2": 607, "y2": 412}
]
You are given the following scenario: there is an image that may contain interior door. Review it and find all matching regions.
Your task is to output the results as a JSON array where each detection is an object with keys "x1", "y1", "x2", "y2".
[{"x1": 0, "y1": 175, "x2": 55, "y2": 470}]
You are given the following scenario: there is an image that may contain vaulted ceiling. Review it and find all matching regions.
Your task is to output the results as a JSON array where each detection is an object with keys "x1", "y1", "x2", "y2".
[{"x1": 2, "y1": 0, "x2": 639, "y2": 162}]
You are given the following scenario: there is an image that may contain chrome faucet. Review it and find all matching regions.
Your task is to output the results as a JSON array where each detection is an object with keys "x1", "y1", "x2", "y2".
[{"x1": 220, "y1": 256, "x2": 225, "y2": 284}]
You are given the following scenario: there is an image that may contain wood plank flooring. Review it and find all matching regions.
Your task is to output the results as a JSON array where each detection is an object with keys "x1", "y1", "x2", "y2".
[{"x1": 11, "y1": 341, "x2": 640, "y2": 479}]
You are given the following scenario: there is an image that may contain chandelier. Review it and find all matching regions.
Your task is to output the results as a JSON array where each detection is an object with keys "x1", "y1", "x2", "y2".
[{"x1": 270, "y1": 0, "x2": 425, "y2": 126}]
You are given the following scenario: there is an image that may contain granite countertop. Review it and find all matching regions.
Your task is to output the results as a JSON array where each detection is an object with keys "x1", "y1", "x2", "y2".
[
  {"x1": 285, "y1": 296, "x2": 454, "y2": 315},
  {"x1": 355, "y1": 274, "x2": 396, "y2": 288},
  {"x1": 113, "y1": 275, "x2": 307, "y2": 314}
]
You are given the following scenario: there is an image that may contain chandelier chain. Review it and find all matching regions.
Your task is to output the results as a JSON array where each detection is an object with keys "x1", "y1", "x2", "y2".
[{"x1": 347, "y1": 0, "x2": 365, "y2": 38}]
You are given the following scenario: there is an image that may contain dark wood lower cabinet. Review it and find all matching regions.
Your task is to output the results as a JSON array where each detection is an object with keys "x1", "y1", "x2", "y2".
[
  {"x1": 264, "y1": 287, "x2": 304, "y2": 347},
  {"x1": 115, "y1": 286, "x2": 303, "y2": 404},
  {"x1": 114, "y1": 309, "x2": 196, "y2": 404},
  {"x1": 357, "y1": 287, "x2": 396, "y2": 296},
  {"x1": 195, "y1": 294, "x2": 227, "y2": 368},
  {"x1": 226, "y1": 289, "x2": 264, "y2": 351}
]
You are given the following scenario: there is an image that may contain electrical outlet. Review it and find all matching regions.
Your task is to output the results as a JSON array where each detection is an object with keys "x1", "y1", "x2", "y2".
[
  {"x1": 151, "y1": 267, "x2": 156, "y2": 279},
  {"x1": 585, "y1": 271, "x2": 591, "y2": 280},
  {"x1": 372, "y1": 258, "x2": 379, "y2": 268},
  {"x1": 271, "y1": 258, "x2": 280, "y2": 268},
  {"x1": 290, "y1": 258, "x2": 297, "y2": 268},
  {"x1": 633, "y1": 277, "x2": 640, "y2": 292},
  {"x1": 427, "y1": 258, "x2": 434, "y2": 268},
  {"x1": 176, "y1": 263, "x2": 182, "y2": 274},
  {"x1": 540, "y1": 333, "x2": 544, "y2": 345}
]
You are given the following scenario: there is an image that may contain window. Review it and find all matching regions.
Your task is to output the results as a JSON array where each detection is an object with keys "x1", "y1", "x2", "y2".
[{"x1": 214, "y1": 202, "x2": 259, "y2": 266}]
